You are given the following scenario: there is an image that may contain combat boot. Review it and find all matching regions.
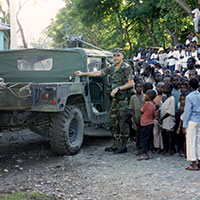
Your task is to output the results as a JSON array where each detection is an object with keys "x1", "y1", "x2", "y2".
[
  {"x1": 113, "y1": 139, "x2": 128, "y2": 154},
  {"x1": 104, "y1": 140, "x2": 120, "y2": 152}
]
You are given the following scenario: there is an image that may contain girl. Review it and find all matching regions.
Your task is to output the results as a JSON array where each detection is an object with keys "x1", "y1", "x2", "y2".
[{"x1": 138, "y1": 89, "x2": 156, "y2": 160}]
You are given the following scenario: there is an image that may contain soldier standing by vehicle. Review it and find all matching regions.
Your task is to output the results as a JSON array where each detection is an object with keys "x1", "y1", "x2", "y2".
[{"x1": 75, "y1": 49, "x2": 133, "y2": 153}]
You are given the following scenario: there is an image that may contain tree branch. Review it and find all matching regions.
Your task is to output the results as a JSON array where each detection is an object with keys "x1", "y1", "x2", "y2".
[{"x1": 173, "y1": 0, "x2": 193, "y2": 20}]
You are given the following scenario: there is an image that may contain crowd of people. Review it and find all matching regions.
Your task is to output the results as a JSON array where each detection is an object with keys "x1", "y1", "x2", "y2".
[
  {"x1": 133, "y1": 31, "x2": 199, "y2": 75},
  {"x1": 129, "y1": 32, "x2": 200, "y2": 170},
  {"x1": 75, "y1": 33, "x2": 200, "y2": 171}
]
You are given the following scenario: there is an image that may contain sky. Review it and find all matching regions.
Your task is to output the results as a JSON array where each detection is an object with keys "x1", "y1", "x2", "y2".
[{"x1": 2, "y1": 0, "x2": 65, "y2": 47}]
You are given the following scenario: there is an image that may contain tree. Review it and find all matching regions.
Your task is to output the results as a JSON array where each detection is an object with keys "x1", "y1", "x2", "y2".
[
  {"x1": 47, "y1": 0, "x2": 199, "y2": 58},
  {"x1": 16, "y1": 0, "x2": 29, "y2": 48},
  {"x1": 0, "y1": 0, "x2": 29, "y2": 48}
]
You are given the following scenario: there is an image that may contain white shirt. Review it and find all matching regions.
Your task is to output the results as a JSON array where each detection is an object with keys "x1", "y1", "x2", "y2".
[
  {"x1": 158, "y1": 53, "x2": 167, "y2": 66},
  {"x1": 180, "y1": 50, "x2": 188, "y2": 69},
  {"x1": 186, "y1": 39, "x2": 190, "y2": 46},
  {"x1": 160, "y1": 96, "x2": 175, "y2": 130},
  {"x1": 192, "y1": 8, "x2": 200, "y2": 19},
  {"x1": 150, "y1": 53, "x2": 157, "y2": 60},
  {"x1": 191, "y1": 51, "x2": 198, "y2": 61},
  {"x1": 191, "y1": 36, "x2": 198, "y2": 43},
  {"x1": 167, "y1": 50, "x2": 177, "y2": 66}
]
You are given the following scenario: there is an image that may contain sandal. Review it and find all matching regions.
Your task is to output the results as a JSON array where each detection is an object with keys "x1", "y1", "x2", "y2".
[
  {"x1": 137, "y1": 156, "x2": 149, "y2": 161},
  {"x1": 185, "y1": 165, "x2": 199, "y2": 171}
]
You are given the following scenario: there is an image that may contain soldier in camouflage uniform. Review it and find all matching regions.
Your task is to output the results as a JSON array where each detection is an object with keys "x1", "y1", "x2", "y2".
[{"x1": 75, "y1": 49, "x2": 133, "y2": 153}]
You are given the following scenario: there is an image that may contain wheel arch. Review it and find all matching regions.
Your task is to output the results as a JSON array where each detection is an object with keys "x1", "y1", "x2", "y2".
[{"x1": 66, "y1": 94, "x2": 90, "y2": 121}]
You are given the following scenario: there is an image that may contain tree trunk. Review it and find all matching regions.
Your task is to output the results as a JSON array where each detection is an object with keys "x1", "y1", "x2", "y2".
[
  {"x1": 16, "y1": 16, "x2": 28, "y2": 48},
  {"x1": 173, "y1": 0, "x2": 193, "y2": 20},
  {"x1": 160, "y1": 21, "x2": 177, "y2": 46}
]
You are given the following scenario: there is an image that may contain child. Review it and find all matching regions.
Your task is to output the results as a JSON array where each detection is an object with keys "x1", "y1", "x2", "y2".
[
  {"x1": 160, "y1": 82, "x2": 175, "y2": 155},
  {"x1": 180, "y1": 82, "x2": 189, "y2": 95},
  {"x1": 176, "y1": 94, "x2": 186, "y2": 157},
  {"x1": 153, "y1": 82, "x2": 164, "y2": 152},
  {"x1": 183, "y1": 78, "x2": 200, "y2": 171},
  {"x1": 188, "y1": 69, "x2": 198, "y2": 80},
  {"x1": 162, "y1": 76, "x2": 171, "y2": 84},
  {"x1": 138, "y1": 89, "x2": 156, "y2": 160},
  {"x1": 129, "y1": 81, "x2": 144, "y2": 155},
  {"x1": 143, "y1": 82, "x2": 153, "y2": 94},
  {"x1": 171, "y1": 74, "x2": 181, "y2": 153}
]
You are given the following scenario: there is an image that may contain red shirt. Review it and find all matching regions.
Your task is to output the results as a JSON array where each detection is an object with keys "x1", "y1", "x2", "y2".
[{"x1": 140, "y1": 101, "x2": 155, "y2": 126}]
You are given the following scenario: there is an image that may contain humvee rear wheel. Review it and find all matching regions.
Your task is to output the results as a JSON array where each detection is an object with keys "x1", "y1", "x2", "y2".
[{"x1": 50, "y1": 105, "x2": 84, "y2": 155}]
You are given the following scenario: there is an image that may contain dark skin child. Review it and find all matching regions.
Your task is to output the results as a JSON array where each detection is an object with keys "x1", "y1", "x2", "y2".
[
  {"x1": 159, "y1": 85, "x2": 173, "y2": 123},
  {"x1": 156, "y1": 82, "x2": 164, "y2": 95},
  {"x1": 155, "y1": 73, "x2": 163, "y2": 84},
  {"x1": 133, "y1": 83, "x2": 143, "y2": 126},
  {"x1": 171, "y1": 76, "x2": 180, "y2": 89},
  {"x1": 189, "y1": 70, "x2": 198, "y2": 80},
  {"x1": 180, "y1": 84, "x2": 188, "y2": 95},
  {"x1": 163, "y1": 76, "x2": 171, "y2": 83}
]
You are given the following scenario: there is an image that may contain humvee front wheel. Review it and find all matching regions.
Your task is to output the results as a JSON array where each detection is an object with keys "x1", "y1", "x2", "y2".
[{"x1": 50, "y1": 105, "x2": 84, "y2": 155}]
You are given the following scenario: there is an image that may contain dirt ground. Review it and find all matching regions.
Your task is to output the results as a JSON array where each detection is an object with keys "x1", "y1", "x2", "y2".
[{"x1": 0, "y1": 129, "x2": 200, "y2": 200}]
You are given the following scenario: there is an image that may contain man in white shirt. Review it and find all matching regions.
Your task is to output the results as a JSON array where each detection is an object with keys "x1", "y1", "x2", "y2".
[
  {"x1": 191, "y1": 5, "x2": 200, "y2": 32},
  {"x1": 167, "y1": 47, "x2": 178, "y2": 72}
]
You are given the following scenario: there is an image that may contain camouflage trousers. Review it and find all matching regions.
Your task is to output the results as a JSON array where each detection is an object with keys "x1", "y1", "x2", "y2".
[{"x1": 109, "y1": 98, "x2": 130, "y2": 147}]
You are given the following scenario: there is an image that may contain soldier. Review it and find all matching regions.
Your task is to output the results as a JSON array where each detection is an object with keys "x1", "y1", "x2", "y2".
[{"x1": 75, "y1": 48, "x2": 133, "y2": 153}]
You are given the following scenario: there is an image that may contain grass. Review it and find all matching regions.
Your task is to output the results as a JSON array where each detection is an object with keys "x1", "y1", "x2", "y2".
[{"x1": 0, "y1": 191, "x2": 57, "y2": 200}]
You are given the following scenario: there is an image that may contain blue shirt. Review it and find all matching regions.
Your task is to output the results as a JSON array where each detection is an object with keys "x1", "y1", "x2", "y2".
[
  {"x1": 183, "y1": 90, "x2": 200, "y2": 128},
  {"x1": 172, "y1": 88, "x2": 180, "y2": 113}
]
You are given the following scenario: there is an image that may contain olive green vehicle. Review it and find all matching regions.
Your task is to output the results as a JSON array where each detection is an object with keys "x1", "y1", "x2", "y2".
[{"x1": 0, "y1": 48, "x2": 113, "y2": 155}]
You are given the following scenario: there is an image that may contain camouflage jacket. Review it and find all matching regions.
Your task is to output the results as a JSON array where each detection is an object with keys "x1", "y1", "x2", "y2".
[{"x1": 101, "y1": 62, "x2": 133, "y2": 90}]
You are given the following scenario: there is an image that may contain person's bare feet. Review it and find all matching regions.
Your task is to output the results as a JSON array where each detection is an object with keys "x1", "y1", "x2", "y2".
[
  {"x1": 185, "y1": 165, "x2": 199, "y2": 171},
  {"x1": 148, "y1": 150, "x2": 153, "y2": 159},
  {"x1": 186, "y1": 161, "x2": 199, "y2": 171},
  {"x1": 137, "y1": 153, "x2": 149, "y2": 161}
]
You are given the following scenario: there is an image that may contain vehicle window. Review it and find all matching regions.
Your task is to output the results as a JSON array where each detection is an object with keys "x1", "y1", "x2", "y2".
[
  {"x1": 88, "y1": 57, "x2": 102, "y2": 72},
  {"x1": 17, "y1": 56, "x2": 53, "y2": 71}
]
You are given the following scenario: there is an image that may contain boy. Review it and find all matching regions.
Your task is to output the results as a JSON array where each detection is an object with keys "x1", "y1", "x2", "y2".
[
  {"x1": 183, "y1": 78, "x2": 200, "y2": 170},
  {"x1": 160, "y1": 82, "x2": 175, "y2": 155},
  {"x1": 129, "y1": 81, "x2": 144, "y2": 155},
  {"x1": 138, "y1": 89, "x2": 156, "y2": 160},
  {"x1": 171, "y1": 74, "x2": 181, "y2": 153}
]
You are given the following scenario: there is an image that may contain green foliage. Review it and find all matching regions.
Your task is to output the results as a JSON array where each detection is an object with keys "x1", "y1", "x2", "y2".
[
  {"x1": 73, "y1": 0, "x2": 122, "y2": 24},
  {"x1": 47, "y1": 0, "x2": 197, "y2": 58},
  {"x1": 0, "y1": 191, "x2": 56, "y2": 200},
  {"x1": 0, "y1": 0, "x2": 9, "y2": 24}
]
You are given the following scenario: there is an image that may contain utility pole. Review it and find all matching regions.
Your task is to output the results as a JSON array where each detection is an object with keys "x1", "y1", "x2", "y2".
[{"x1": 10, "y1": 0, "x2": 17, "y2": 49}]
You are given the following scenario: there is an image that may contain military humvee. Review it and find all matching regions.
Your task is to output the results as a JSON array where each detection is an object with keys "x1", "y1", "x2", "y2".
[{"x1": 0, "y1": 48, "x2": 113, "y2": 155}]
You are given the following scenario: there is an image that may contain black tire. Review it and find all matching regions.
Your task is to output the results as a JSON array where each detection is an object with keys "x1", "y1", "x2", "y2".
[{"x1": 50, "y1": 105, "x2": 84, "y2": 155}]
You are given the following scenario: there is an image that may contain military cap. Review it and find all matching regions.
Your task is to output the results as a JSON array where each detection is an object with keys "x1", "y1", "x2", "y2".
[{"x1": 112, "y1": 48, "x2": 123, "y2": 55}]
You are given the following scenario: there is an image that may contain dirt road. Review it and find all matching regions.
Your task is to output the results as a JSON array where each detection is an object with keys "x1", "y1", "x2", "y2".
[{"x1": 0, "y1": 129, "x2": 200, "y2": 200}]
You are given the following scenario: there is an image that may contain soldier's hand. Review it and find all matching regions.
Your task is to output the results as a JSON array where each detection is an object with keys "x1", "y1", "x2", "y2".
[
  {"x1": 110, "y1": 87, "x2": 119, "y2": 97},
  {"x1": 74, "y1": 71, "x2": 83, "y2": 76}
]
